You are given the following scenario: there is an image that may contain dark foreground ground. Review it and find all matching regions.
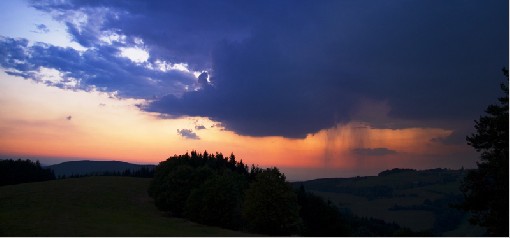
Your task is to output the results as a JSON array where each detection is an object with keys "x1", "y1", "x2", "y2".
[
  {"x1": 0, "y1": 176, "x2": 251, "y2": 236},
  {"x1": 1, "y1": 169, "x2": 487, "y2": 236}
]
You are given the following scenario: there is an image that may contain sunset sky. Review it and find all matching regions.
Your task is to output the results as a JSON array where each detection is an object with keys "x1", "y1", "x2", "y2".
[{"x1": 0, "y1": 0, "x2": 508, "y2": 180}]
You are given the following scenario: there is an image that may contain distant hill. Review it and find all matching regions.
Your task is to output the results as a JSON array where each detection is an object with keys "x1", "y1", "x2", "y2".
[
  {"x1": 293, "y1": 168, "x2": 486, "y2": 236},
  {"x1": 46, "y1": 160, "x2": 155, "y2": 177}
]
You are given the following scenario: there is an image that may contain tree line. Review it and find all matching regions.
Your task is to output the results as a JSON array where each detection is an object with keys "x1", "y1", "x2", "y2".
[
  {"x1": 0, "y1": 159, "x2": 56, "y2": 186},
  {"x1": 148, "y1": 151, "x2": 426, "y2": 236},
  {"x1": 0, "y1": 159, "x2": 155, "y2": 186},
  {"x1": 56, "y1": 166, "x2": 154, "y2": 179}
]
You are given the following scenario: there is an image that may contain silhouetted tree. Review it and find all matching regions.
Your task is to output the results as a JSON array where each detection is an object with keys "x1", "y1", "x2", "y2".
[
  {"x1": 132, "y1": 166, "x2": 155, "y2": 178},
  {"x1": 459, "y1": 68, "x2": 509, "y2": 236},
  {"x1": 0, "y1": 159, "x2": 55, "y2": 186},
  {"x1": 242, "y1": 167, "x2": 302, "y2": 235}
]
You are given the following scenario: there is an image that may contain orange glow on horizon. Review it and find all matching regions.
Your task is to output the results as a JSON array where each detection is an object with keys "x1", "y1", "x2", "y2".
[{"x1": 0, "y1": 72, "x2": 476, "y2": 179}]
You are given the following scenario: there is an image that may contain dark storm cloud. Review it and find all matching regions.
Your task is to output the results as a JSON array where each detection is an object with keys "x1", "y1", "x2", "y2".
[
  {"x1": 10, "y1": 0, "x2": 510, "y2": 138},
  {"x1": 144, "y1": 0, "x2": 508, "y2": 137},
  {"x1": 352, "y1": 148, "x2": 397, "y2": 157}
]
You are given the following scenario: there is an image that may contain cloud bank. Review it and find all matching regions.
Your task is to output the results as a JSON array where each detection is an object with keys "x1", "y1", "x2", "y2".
[{"x1": 1, "y1": 0, "x2": 507, "y2": 138}]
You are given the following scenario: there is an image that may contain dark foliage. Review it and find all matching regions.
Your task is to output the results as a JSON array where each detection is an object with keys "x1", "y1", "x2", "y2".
[
  {"x1": 0, "y1": 159, "x2": 55, "y2": 186},
  {"x1": 458, "y1": 68, "x2": 509, "y2": 236}
]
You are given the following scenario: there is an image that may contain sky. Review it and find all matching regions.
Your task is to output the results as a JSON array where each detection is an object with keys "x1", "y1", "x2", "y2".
[{"x1": 0, "y1": 0, "x2": 508, "y2": 180}]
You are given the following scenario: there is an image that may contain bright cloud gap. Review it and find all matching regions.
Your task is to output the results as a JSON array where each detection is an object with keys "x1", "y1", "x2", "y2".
[{"x1": 119, "y1": 47, "x2": 149, "y2": 63}]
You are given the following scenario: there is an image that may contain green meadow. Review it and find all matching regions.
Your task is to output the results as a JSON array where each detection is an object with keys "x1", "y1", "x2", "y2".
[{"x1": 0, "y1": 176, "x2": 251, "y2": 236}]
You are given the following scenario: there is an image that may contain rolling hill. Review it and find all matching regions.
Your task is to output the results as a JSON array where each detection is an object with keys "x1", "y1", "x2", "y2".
[
  {"x1": 293, "y1": 168, "x2": 486, "y2": 236},
  {"x1": 46, "y1": 160, "x2": 155, "y2": 177},
  {"x1": 0, "y1": 176, "x2": 250, "y2": 236}
]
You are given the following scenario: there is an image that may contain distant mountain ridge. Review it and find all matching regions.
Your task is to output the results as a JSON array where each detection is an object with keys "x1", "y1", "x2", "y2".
[{"x1": 46, "y1": 160, "x2": 156, "y2": 177}]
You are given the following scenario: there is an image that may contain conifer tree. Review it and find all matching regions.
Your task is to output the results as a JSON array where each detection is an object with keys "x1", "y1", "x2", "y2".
[{"x1": 459, "y1": 68, "x2": 509, "y2": 236}]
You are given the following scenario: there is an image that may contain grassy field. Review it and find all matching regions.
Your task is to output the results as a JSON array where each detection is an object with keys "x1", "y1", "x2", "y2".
[{"x1": 0, "y1": 176, "x2": 252, "y2": 236}]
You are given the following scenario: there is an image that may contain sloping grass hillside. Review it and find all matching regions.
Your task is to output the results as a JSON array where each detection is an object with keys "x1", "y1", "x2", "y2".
[{"x1": 0, "y1": 176, "x2": 250, "y2": 236}]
